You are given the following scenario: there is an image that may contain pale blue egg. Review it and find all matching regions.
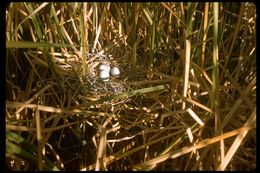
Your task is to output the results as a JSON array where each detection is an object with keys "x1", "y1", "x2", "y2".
[
  {"x1": 99, "y1": 70, "x2": 110, "y2": 82},
  {"x1": 110, "y1": 66, "x2": 120, "y2": 78},
  {"x1": 99, "y1": 64, "x2": 110, "y2": 71}
]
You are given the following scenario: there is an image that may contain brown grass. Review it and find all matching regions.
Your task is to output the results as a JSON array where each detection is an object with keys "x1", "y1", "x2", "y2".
[{"x1": 6, "y1": 2, "x2": 256, "y2": 171}]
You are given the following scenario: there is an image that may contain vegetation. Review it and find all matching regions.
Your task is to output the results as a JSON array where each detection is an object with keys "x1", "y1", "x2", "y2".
[{"x1": 6, "y1": 2, "x2": 256, "y2": 171}]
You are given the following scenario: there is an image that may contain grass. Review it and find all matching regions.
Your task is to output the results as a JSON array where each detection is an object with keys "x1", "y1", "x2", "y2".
[{"x1": 6, "y1": 2, "x2": 256, "y2": 171}]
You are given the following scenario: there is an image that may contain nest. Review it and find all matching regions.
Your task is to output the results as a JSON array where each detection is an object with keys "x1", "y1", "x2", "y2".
[{"x1": 65, "y1": 49, "x2": 129, "y2": 105}]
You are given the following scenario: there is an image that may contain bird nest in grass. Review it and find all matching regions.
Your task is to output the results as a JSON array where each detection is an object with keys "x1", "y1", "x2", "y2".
[{"x1": 63, "y1": 49, "x2": 130, "y2": 106}]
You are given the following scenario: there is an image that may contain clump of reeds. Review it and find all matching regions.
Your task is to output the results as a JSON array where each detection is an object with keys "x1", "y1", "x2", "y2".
[{"x1": 6, "y1": 2, "x2": 256, "y2": 171}]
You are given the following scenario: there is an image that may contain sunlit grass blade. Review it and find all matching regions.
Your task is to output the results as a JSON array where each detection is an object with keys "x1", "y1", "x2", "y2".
[{"x1": 6, "y1": 41, "x2": 79, "y2": 48}]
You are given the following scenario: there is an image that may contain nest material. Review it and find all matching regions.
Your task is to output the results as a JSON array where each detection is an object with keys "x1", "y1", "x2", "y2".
[{"x1": 66, "y1": 49, "x2": 129, "y2": 104}]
